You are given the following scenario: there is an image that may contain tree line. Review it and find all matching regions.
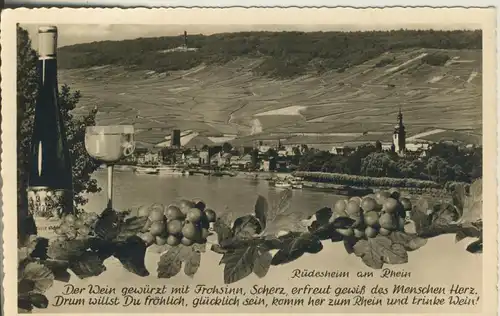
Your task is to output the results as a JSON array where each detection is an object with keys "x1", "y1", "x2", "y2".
[
  {"x1": 295, "y1": 142, "x2": 482, "y2": 185},
  {"x1": 57, "y1": 29, "x2": 482, "y2": 78}
]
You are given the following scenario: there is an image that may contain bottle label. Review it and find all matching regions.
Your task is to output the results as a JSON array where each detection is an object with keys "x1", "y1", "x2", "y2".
[{"x1": 27, "y1": 187, "x2": 73, "y2": 240}]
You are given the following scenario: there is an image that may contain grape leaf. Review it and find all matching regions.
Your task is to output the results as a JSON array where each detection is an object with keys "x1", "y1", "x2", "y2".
[
  {"x1": 452, "y1": 183, "x2": 466, "y2": 215},
  {"x1": 114, "y1": 236, "x2": 149, "y2": 277},
  {"x1": 219, "y1": 252, "x2": 234, "y2": 265},
  {"x1": 383, "y1": 243, "x2": 408, "y2": 264},
  {"x1": 157, "y1": 244, "x2": 203, "y2": 279},
  {"x1": 42, "y1": 259, "x2": 71, "y2": 283},
  {"x1": 219, "y1": 237, "x2": 254, "y2": 250},
  {"x1": 253, "y1": 250, "x2": 272, "y2": 278},
  {"x1": 388, "y1": 231, "x2": 427, "y2": 251},
  {"x1": 270, "y1": 213, "x2": 310, "y2": 234},
  {"x1": 116, "y1": 216, "x2": 149, "y2": 241},
  {"x1": 271, "y1": 232, "x2": 323, "y2": 265},
  {"x1": 214, "y1": 218, "x2": 234, "y2": 243},
  {"x1": 218, "y1": 210, "x2": 235, "y2": 228},
  {"x1": 232, "y1": 215, "x2": 262, "y2": 237},
  {"x1": 222, "y1": 246, "x2": 259, "y2": 284},
  {"x1": 411, "y1": 199, "x2": 463, "y2": 238},
  {"x1": 466, "y1": 239, "x2": 482, "y2": 254},
  {"x1": 411, "y1": 198, "x2": 432, "y2": 233},
  {"x1": 69, "y1": 252, "x2": 106, "y2": 279},
  {"x1": 29, "y1": 293, "x2": 49, "y2": 309},
  {"x1": 18, "y1": 295, "x2": 34, "y2": 313},
  {"x1": 18, "y1": 248, "x2": 31, "y2": 264},
  {"x1": 88, "y1": 237, "x2": 117, "y2": 261},
  {"x1": 455, "y1": 230, "x2": 467, "y2": 243},
  {"x1": 211, "y1": 244, "x2": 229, "y2": 254},
  {"x1": 94, "y1": 208, "x2": 122, "y2": 241},
  {"x1": 454, "y1": 178, "x2": 482, "y2": 244},
  {"x1": 310, "y1": 216, "x2": 356, "y2": 240},
  {"x1": 19, "y1": 236, "x2": 48, "y2": 262},
  {"x1": 263, "y1": 189, "x2": 298, "y2": 233},
  {"x1": 343, "y1": 237, "x2": 357, "y2": 254},
  {"x1": 254, "y1": 195, "x2": 269, "y2": 229},
  {"x1": 312, "y1": 207, "x2": 333, "y2": 225},
  {"x1": 184, "y1": 251, "x2": 201, "y2": 277},
  {"x1": 455, "y1": 223, "x2": 482, "y2": 242},
  {"x1": 353, "y1": 236, "x2": 408, "y2": 269},
  {"x1": 30, "y1": 238, "x2": 49, "y2": 260},
  {"x1": 460, "y1": 200, "x2": 482, "y2": 224},
  {"x1": 47, "y1": 239, "x2": 88, "y2": 261},
  {"x1": 431, "y1": 202, "x2": 460, "y2": 227},
  {"x1": 157, "y1": 250, "x2": 182, "y2": 278},
  {"x1": 469, "y1": 178, "x2": 482, "y2": 202},
  {"x1": 19, "y1": 262, "x2": 54, "y2": 293},
  {"x1": 18, "y1": 279, "x2": 35, "y2": 294}
]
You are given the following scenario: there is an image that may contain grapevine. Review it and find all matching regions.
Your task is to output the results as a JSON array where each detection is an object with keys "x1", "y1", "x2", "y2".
[{"x1": 17, "y1": 178, "x2": 482, "y2": 313}]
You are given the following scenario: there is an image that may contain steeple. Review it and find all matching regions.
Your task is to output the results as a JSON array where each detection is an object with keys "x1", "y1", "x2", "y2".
[
  {"x1": 392, "y1": 105, "x2": 406, "y2": 156},
  {"x1": 397, "y1": 106, "x2": 403, "y2": 126}
]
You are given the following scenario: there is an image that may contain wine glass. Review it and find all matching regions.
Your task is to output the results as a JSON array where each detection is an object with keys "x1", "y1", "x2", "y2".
[{"x1": 85, "y1": 125, "x2": 135, "y2": 210}]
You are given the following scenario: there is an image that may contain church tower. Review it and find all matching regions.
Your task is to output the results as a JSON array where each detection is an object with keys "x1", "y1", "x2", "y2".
[
  {"x1": 183, "y1": 31, "x2": 188, "y2": 49},
  {"x1": 392, "y1": 107, "x2": 406, "y2": 156}
]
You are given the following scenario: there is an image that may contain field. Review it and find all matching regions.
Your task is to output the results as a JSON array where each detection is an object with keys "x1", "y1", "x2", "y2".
[{"x1": 60, "y1": 48, "x2": 482, "y2": 146}]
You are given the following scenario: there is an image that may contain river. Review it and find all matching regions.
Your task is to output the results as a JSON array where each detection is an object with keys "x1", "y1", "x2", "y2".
[
  {"x1": 35, "y1": 169, "x2": 483, "y2": 314},
  {"x1": 84, "y1": 169, "x2": 344, "y2": 220}
]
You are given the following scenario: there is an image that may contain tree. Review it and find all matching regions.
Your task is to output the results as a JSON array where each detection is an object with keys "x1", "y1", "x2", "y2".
[
  {"x1": 375, "y1": 140, "x2": 382, "y2": 152},
  {"x1": 17, "y1": 26, "x2": 101, "y2": 242},
  {"x1": 424, "y1": 156, "x2": 452, "y2": 183},
  {"x1": 346, "y1": 143, "x2": 377, "y2": 175},
  {"x1": 396, "y1": 159, "x2": 425, "y2": 179},
  {"x1": 360, "y1": 152, "x2": 399, "y2": 177}
]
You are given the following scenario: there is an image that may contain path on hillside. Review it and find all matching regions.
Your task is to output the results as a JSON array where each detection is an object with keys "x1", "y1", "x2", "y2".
[{"x1": 407, "y1": 129, "x2": 446, "y2": 141}]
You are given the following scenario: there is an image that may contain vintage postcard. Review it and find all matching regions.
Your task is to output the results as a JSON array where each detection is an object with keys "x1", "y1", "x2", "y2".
[{"x1": 1, "y1": 7, "x2": 497, "y2": 316}]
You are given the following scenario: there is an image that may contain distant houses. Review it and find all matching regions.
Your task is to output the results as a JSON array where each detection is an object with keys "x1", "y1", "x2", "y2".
[{"x1": 128, "y1": 107, "x2": 479, "y2": 172}]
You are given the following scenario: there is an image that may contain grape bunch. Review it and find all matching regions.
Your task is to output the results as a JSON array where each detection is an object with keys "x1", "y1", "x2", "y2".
[
  {"x1": 54, "y1": 212, "x2": 99, "y2": 241},
  {"x1": 136, "y1": 199, "x2": 217, "y2": 247},
  {"x1": 332, "y1": 189, "x2": 413, "y2": 239}
]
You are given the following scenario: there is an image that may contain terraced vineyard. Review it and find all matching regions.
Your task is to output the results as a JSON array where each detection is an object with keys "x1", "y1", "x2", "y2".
[{"x1": 59, "y1": 46, "x2": 482, "y2": 146}]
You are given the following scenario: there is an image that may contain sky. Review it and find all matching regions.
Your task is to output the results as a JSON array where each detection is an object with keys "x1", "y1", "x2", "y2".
[{"x1": 21, "y1": 23, "x2": 480, "y2": 48}]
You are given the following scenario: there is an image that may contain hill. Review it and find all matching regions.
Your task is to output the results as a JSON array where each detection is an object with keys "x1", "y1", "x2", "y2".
[{"x1": 57, "y1": 30, "x2": 482, "y2": 146}]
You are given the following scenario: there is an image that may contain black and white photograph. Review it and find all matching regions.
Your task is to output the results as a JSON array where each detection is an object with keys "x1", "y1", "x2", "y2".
[{"x1": 1, "y1": 7, "x2": 497, "y2": 315}]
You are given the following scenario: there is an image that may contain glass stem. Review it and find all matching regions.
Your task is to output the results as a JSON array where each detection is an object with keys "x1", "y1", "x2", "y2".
[{"x1": 107, "y1": 164, "x2": 114, "y2": 210}]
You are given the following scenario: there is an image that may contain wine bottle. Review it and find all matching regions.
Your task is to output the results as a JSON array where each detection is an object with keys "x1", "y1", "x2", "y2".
[{"x1": 27, "y1": 26, "x2": 74, "y2": 237}]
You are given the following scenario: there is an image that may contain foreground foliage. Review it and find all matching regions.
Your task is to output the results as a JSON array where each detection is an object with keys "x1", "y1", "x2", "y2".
[{"x1": 18, "y1": 179, "x2": 482, "y2": 313}]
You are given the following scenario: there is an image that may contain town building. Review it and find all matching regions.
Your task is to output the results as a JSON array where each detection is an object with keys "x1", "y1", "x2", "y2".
[
  {"x1": 137, "y1": 150, "x2": 161, "y2": 165},
  {"x1": 261, "y1": 160, "x2": 271, "y2": 172},
  {"x1": 230, "y1": 154, "x2": 253, "y2": 170},
  {"x1": 170, "y1": 129, "x2": 181, "y2": 148}
]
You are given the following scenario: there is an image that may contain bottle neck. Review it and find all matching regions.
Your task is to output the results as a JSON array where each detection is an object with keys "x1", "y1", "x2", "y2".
[{"x1": 37, "y1": 58, "x2": 58, "y2": 88}]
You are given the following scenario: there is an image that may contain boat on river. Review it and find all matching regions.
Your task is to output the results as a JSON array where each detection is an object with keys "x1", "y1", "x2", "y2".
[
  {"x1": 135, "y1": 166, "x2": 159, "y2": 175},
  {"x1": 290, "y1": 176, "x2": 304, "y2": 189},
  {"x1": 302, "y1": 181, "x2": 373, "y2": 196},
  {"x1": 157, "y1": 165, "x2": 189, "y2": 176},
  {"x1": 291, "y1": 182, "x2": 303, "y2": 189},
  {"x1": 274, "y1": 180, "x2": 292, "y2": 188}
]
